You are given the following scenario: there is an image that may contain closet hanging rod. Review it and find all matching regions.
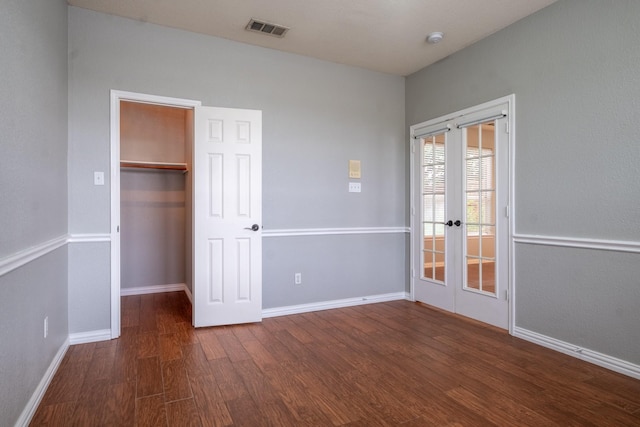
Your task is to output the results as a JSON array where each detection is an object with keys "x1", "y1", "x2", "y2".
[{"x1": 120, "y1": 160, "x2": 188, "y2": 172}]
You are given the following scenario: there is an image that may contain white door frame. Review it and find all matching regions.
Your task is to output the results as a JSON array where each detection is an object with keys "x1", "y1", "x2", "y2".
[
  {"x1": 409, "y1": 94, "x2": 516, "y2": 334},
  {"x1": 109, "y1": 90, "x2": 201, "y2": 339}
]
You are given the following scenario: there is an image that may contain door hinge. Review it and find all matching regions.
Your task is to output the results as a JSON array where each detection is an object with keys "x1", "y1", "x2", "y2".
[
  {"x1": 411, "y1": 268, "x2": 415, "y2": 278},
  {"x1": 411, "y1": 141, "x2": 416, "y2": 153},
  {"x1": 505, "y1": 205, "x2": 509, "y2": 218},
  {"x1": 117, "y1": 225, "x2": 120, "y2": 232},
  {"x1": 411, "y1": 206, "x2": 416, "y2": 216},
  {"x1": 505, "y1": 289, "x2": 509, "y2": 301},
  {"x1": 505, "y1": 122, "x2": 509, "y2": 134}
]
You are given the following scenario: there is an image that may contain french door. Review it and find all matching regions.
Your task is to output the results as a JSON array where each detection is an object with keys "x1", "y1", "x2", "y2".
[{"x1": 411, "y1": 97, "x2": 513, "y2": 329}]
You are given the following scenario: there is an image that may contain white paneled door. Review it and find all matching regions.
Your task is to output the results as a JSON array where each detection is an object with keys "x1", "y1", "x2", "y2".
[
  {"x1": 412, "y1": 97, "x2": 513, "y2": 329},
  {"x1": 193, "y1": 107, "x2": 262, "y2": 327}
]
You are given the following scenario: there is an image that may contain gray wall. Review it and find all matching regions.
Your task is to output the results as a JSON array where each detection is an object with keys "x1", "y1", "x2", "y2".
[
  {"x1": 406, "y1": 0, "x2": 640, "y2": 364},
  {"x1": 264, "y1": 234, "x2": 406, "y2": 308},
  {"x1": 0, "y1": 1, "x2": 69, "y2": 425},
  {"x1": 0, "y1": 0, "x2": 68, "y2": 257},
  {"x1": 120, "y1": 171, "x2": 186, "y2": 289},
  {"x1": 68, "y1": 242, "x2": 111, "y2": 333},
  {"x1": 68, "y1": 7, "x2": 406, "y2": 331}
]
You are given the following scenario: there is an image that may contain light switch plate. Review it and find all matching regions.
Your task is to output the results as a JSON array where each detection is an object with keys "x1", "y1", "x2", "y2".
[{"x1": 348, "y1": 182, "x2": 361, "y2": 193}]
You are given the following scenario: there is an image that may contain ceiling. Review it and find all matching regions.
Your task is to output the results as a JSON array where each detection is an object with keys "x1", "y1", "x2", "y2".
[{"x1": 67, "y1": 0, "x2": 557, "y2": 76}]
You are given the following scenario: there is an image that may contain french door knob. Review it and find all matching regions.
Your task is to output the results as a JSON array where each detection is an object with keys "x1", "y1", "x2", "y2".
[
  {"x1": 442, "y1": 220, "x2": 453, "y2": 227},
  {"x1": 244, "y1": 224, "x2": 260, "y2": 231},
  {"x1": 454, "y1": 220, "x2": 462, "y2": 227}
]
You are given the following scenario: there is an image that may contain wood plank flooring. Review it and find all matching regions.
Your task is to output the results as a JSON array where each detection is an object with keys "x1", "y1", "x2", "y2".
[{"x1": 32, "y1": 292, "x2": 640, "y2": 426}]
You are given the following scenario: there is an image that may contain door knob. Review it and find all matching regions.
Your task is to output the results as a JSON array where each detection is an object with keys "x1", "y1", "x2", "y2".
[
  {"x1": 244, "y1": 224, "x2": 260, "y2": 231},
  {"x1": 454, "y1": 220, "x2": 462, "y2": 227},
  {"x1": 442, "y1": 220, "x2": 453, "y2": 227}
]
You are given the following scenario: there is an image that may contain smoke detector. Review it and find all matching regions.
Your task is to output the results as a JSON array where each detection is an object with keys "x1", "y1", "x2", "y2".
[
  {"x1": 426, "y1": 32, "x2": 444, "y2": 44},
  {"x1": 246, "y1": 18, "x2": 289, "y2": 38}
]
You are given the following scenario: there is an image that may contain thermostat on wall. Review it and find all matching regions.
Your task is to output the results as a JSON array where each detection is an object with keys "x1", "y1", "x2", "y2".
[{"x1": 349, "y1": 160, "x2": 361, "y2": 179}]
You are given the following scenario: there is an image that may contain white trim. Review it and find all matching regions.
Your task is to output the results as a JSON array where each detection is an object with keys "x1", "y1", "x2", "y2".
[
  {"x1": 110, "y1": 90, "x2": 122, "y2": 340},
  {"x1": 120, "y1": 283, "x2": 187, "y2": 296},
  {"x1": 513, "y1": 327, "x2": 640, "y2": 380},
  {"x1": 69, "y1": 329, "x2": 112, "y2": 345},
  {"x1": 513, "y1": 233, "x2": 640, "y2": 254},
  {"x1": 263, "y1": 227, "x2": 410, "y2": 237},
  {"x1": 0, "y1": 235, "x2": 67, "y2": 277},
  {"x1": 110, "y1": 90, "x2": 202, "y2": 109},
  {"x1": 14, "y1": 338, "x2": 69, "y2": 427},
  {"x1": 184, "y1": 286, "x2": 193, "y2": 304},
  {"x1": 67, "y1": 233, "x2": 111, "y2": 243},
  {"x1": 262, "y1": 292, "x2": 407, "y2": 318},
  {"x1": 409, "y1": 138, "x2": 416, "y2": 303},
  {"x1": 508, "y1": 95, "x2": 517, "y2": 336},
  {"x1": 110, "y1": 90, "x2": 202, "y2": 341}
]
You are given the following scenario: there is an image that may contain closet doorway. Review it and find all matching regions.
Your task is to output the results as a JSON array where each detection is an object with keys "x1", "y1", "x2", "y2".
[
  {"x1": 119, "y1": 101, "x2": 192, "y2": 299},
  {"x1": 110, "y1": 91, "x2": 263, "y2": 338}
]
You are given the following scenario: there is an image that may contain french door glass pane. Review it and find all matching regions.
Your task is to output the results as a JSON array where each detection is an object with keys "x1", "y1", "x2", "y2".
[
  {"x1": 434, "y1": 252, "x2": 445, "y2": 282},
  {"x1": 423, "y1": 253, "x2": 434, "y2": 279},
  {"x1": 422, "y1": 134, "x2": 446, "y2": 284},
  {"x1": 480, "y1": 192, "x2": 496, "y2": 223},
  {"x1": 464, "y1": 122, "x2": 496, "y2": 295}
]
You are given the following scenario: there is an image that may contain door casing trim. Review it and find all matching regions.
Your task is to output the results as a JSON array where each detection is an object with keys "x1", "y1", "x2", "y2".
[{"x1": 109, "y1": 90, "x2": 201, "y2": 339}]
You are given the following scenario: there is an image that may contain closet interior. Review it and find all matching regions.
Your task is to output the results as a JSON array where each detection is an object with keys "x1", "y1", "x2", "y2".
[{"x1": 119, "y1": 101, "x2": 193, "y2": 297}]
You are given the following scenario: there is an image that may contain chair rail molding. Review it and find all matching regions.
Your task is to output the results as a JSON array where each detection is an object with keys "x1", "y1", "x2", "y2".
[
  {"x1": 0, "y1": 235, "x2": 68, "y2": 277},
  {"x1": 67, "y1": 233, "x2": 112, "y2": 243},
  {"x1": 513, "y1": 233, "x2": 640, "y2": 254},
  {"x1": 0, "y1": 233, "x2": 113, "y2": 278},
  {"x1": 263, "y1": 226, "x2": 410, "y2": 238}
]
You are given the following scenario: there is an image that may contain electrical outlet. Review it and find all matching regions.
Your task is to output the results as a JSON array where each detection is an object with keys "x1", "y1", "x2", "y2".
[
  {"x1": 294, "y1": 273, "x2": 302, "y2": 285},
  {"x1": 94, "y1": 171, "x2": 105, "y2": 186},
  {"x1": 44, "y1": 316, "x2": 48, "y2": 338},
  {"x1": 348, "y1": 182, "x2": 361, "y2": 193}
]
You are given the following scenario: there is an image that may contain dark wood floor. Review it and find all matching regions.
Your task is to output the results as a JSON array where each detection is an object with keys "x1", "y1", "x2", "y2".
[{"x1": 32, "y1": 292, "x2": 640, "y2": 426}]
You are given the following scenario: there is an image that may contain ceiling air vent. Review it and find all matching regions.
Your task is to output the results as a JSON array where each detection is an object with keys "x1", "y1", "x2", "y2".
[{"x1": 245, "y1": 18, "x2": 289, "y2": 38}]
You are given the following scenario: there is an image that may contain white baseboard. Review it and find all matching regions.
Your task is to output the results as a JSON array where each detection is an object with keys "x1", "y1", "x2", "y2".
[
  {"x1": 120, "y1": 283, "x2": 187, "y2": 296},
  {"x1": 69, "y1": 329, "x2": 112, "y2": 345},
  {"x1": 262, "y1": 292, "x2": 407, "y2": 318},
  {"x1": 184, "y1": 286, "x2": 193, "y2": 304},
  {"x1": 513, "y1": 327, "x2": 640, "y2": 380},
  {"x1": 14, "y1": 338, "x2": 70, "y2": 427}
]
